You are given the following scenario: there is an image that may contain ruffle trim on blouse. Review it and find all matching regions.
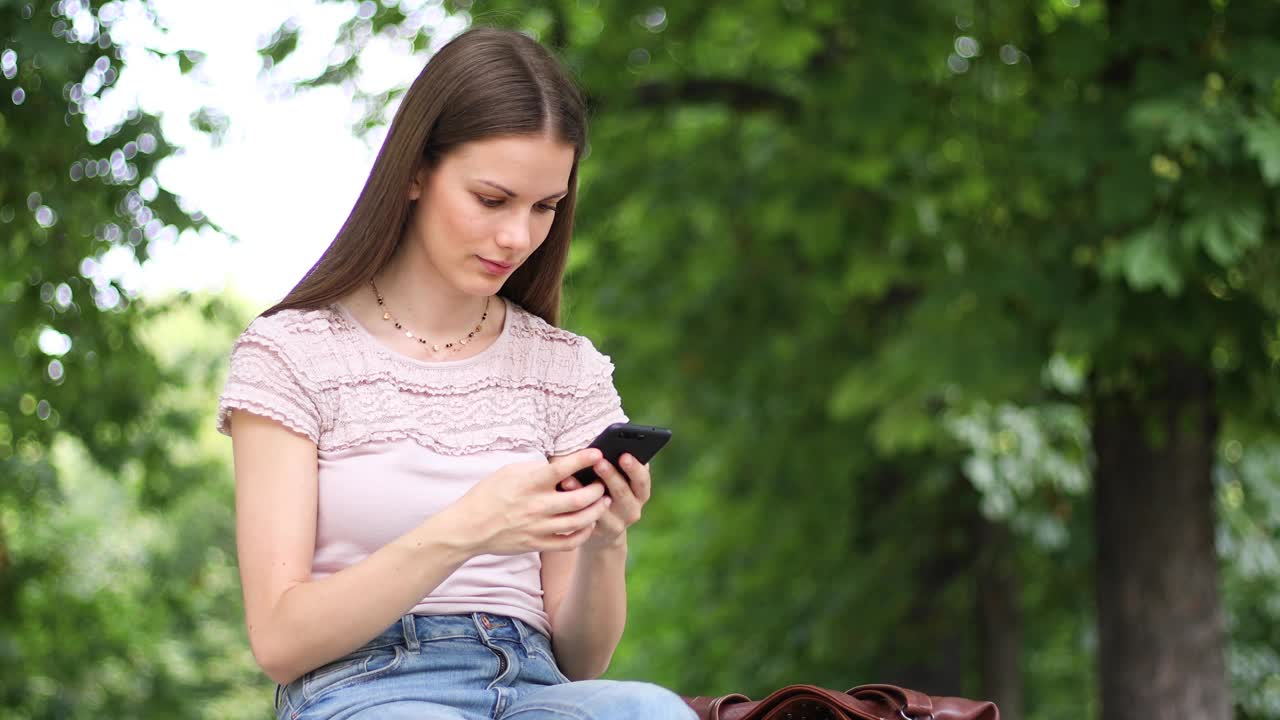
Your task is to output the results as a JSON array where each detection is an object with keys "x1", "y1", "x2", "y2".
[
  {"x1": 309, "y1": 303, "x2": 617, "y2": 398},
  {"x1": 328, "y1": 364, "x2": 615, "y2": 400},
  {"x1": 215, "y1": 395, "x2": 320, "y2": 444},
  {"x1": 216, "y1": 301, "x2": 625, "y2": 456},
  {"x1": 550, "y1": 405, "x2": 631, "y2": 456},
  {"x1": 325, "y1": 428, "x2": 550, "y2": 456}
]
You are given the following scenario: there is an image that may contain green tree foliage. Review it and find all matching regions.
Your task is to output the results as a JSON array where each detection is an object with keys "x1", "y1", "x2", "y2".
[{"x1": 1, "y1": 2, "x2": 261, "y2": 717}]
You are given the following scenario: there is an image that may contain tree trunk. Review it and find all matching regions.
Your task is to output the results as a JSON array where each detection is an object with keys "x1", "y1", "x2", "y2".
[
  {"x1": 1092, "y1": 360, "x2": 1230, "y2": 720},
  {"x1": 977, "y1": 518, "x2": 1023, "y2": 720}
]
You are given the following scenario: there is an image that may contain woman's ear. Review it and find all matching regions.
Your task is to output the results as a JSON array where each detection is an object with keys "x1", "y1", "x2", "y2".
[{"x1": 407, "y1": 166, "x2": 428, "y2": 201}]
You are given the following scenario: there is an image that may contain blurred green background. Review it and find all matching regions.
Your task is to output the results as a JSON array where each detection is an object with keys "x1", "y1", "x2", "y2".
[{"x1": 3, "y1": 0, "x2": 1279, "y2": 718}]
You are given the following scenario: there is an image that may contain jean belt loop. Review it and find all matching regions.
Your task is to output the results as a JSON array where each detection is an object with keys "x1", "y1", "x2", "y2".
[
  {"x1": 400, "y1": 613, "x2": 421, "y2": 653},
  {"x1": 511, "y1": 614, "x2": 531, "y2": 650},
  {"x1": 473, "y1": 612, "x2": 492, "y2": 637}
]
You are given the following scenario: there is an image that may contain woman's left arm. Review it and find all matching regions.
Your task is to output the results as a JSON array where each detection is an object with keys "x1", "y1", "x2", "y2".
[{"x1": 540, "y1": 452, "x2": 651, "y2": 680}]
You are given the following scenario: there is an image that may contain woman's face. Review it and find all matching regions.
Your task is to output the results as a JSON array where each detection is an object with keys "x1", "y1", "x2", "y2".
[{"x1": 406, "y1": 134, "x2": 576, "y2": 296}]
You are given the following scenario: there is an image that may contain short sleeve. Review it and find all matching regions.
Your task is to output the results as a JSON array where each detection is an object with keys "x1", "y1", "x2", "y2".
[
  {"x1": 215, "y1": 320, "x2": 322, "y2": 444},
  {"x1": 550, "y1": 340, "x2": 630, "y2": 456}
]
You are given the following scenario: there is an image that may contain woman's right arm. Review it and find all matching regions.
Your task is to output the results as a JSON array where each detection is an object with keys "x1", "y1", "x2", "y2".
[
  {"x1": 231, "y1": 409, "x2": 610, "y2": 686},
  {"x1": 231, "y1": 409, "x2": 475, "y2": 686}
]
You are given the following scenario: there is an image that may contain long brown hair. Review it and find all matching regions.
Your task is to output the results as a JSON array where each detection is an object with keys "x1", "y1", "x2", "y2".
[{"x1": 262, "y1": 26, "x2": 588, "y2": 326}]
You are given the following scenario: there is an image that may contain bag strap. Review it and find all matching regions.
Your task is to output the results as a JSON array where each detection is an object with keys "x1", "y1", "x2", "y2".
[
  {"x1": 846, "y1": 684, "x2": 935, "y2": 719},
  {"x1": 684, "y1": 692, "x2": 752, "y2": 719},
  {"x1": 752, "y1": 684, "x2": 889, "y2": 719}
]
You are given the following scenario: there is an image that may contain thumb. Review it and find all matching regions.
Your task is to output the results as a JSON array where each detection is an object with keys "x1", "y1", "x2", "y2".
[{"x1": 546, "y1": 448, "x2": 603, "y2": 485}]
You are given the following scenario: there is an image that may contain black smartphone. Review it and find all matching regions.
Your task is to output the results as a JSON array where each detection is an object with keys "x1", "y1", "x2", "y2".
[{"x1": 572, "y1": 422, "x2": 673, "y2": 485}]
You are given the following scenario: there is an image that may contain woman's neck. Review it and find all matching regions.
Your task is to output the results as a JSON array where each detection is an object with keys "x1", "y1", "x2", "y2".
[{"x1": 371, "y1": 246, "x2": 492, "y2": 340}]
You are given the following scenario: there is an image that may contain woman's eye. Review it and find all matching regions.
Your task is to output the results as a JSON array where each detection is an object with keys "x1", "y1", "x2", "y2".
[{"x1": 477, "y1": 195, "x2": 557, "y2": 214}]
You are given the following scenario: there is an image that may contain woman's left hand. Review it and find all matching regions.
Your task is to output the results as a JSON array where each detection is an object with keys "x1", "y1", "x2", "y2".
[{"x1": 556, "y1": 453, "x2": 650, "y2": 550}]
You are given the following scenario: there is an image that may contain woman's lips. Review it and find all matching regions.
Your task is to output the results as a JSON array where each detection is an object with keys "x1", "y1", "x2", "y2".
[{"x1": 478, "y1": 257, "x2": 513, "y2": 275}]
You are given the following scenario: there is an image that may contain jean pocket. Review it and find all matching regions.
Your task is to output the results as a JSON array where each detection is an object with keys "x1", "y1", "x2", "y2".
[{"x1": 300, "y1": 645, "x2": 405, "y2": 707}]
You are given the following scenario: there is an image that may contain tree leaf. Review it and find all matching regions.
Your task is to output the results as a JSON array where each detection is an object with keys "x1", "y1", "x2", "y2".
[
  {"x1": 1242, "y1": 114, "x2": 1280, "y2": 186},
  {"x1": 1101, "y1": 222, "x2": 1184, "y2": 295},
  {"x1": 257, "y1": 21, "x2": 300, "y2": 69},
  {"x1": 1129, "y1": 97, "x2": 1225, "y2": 154},
  {"x1": 177, "y1": 50, "x2": 206, "y2": 75},
  {"x1": 1181, "y1": 191, "x2": 1265, "y2": 266}
]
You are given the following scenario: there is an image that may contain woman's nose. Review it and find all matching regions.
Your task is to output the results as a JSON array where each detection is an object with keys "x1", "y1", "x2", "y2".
[{"x1": 496, "y1": 213, "x2": 535, "y2": 252}]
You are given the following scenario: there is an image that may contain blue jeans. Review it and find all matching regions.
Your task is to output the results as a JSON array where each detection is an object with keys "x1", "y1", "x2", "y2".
[{"x1": 274, "y1": 612, "x2": 697, "y2": 719}]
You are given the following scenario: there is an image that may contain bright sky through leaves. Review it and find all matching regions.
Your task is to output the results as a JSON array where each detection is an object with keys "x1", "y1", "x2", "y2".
[{"x1": 93, "y1": 0, "x2": 464, "y2": 305}]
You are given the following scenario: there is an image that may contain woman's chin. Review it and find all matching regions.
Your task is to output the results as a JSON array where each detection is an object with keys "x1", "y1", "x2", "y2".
[{"x1": 453, "y1": 274, "x2": 505, "y2": 297}]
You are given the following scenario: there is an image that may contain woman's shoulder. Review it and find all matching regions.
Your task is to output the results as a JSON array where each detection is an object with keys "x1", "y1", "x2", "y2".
[
  {"x1": 239, "y1": 302, "x2": 343, "y2": 340},
  {"x1": 227, "y1": 305, "x2": 352, "y2": 385},
  {"x1": 503, "y1": 302, "x2": 618, "y2": 385},
  {"x1": 234, "y1": 305, "x2": 345, "y2": 351},
  {"x1": 217, "y1": 306, "x2": 346, "y2": 441}
]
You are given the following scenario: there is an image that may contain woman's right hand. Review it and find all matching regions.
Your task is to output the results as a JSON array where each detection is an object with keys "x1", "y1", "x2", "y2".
[{"x1": 444, "y1": 448, "x2": 611, "y2": 556}]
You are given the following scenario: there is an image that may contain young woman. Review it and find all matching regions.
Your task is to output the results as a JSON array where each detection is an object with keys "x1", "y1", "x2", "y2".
[{"x1": 216, "y1": 26, "x2": 695, "y2": 720}]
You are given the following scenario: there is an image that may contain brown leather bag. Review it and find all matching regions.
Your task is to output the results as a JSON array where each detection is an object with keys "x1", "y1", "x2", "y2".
[{"x1": 682, "y1": 683, "x2": 1000, "y2": 720}]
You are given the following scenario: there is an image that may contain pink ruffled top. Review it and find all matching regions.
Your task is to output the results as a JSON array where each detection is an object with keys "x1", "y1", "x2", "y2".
[{"x1": 215, "y1": 296, "x2": 628, "y2": 637}]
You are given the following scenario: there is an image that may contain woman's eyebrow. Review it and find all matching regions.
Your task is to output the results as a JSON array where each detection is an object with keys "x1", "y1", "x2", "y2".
[{"x1": 478, "y1": 179, "x2": 568, "y2": 202}]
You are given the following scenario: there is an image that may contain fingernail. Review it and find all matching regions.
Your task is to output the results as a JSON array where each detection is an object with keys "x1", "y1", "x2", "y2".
[{"x1": 596, "y1": 460, "x2": 610, "y2": 473}]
